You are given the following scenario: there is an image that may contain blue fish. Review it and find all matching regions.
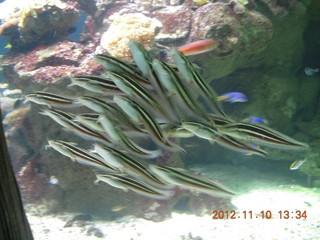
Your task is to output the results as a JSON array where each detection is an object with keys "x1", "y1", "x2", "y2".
[
  {"x1": 218, "y1": 92, "x2": 248, "y2": 103},
  {"x1": 243, "y1": 116, "x2": 268, "y2": 125},
  {"x1": 304, "y1": 67, "x2": 319, "y2": 76}
]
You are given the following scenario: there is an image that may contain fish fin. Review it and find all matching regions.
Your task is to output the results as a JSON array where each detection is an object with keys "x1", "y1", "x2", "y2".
[
  {"x1": 217, "y1": 96, "x2": 228, "y2": 101},
  {"x1": 94, "y1": 180, "x2": 100, "y2": 185}
]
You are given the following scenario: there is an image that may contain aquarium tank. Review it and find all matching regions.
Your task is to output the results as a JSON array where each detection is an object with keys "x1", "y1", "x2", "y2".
[{"x1": 0, "y1": 0, "x2": 320, "y2": 239}]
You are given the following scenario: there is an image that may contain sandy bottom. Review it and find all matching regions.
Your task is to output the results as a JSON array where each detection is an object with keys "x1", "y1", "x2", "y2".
[{"x1": 26, "y1": 164, "x2": 320, "y2": 240}]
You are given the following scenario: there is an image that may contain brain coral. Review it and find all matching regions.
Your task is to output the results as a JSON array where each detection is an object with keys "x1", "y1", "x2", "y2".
[{"x1": 100, "y1": 13, "x2": 162, "y2": 59}]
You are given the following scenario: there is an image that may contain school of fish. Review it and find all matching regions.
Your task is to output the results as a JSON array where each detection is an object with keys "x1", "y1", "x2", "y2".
[{"x1": 25, "y1": 40, "x2": 309, "y2": 200}]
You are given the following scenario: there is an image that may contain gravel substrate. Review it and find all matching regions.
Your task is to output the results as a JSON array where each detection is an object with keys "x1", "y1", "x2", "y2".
[{"x1": 26, "y1": 164, "x2": 320, "y2": 240}]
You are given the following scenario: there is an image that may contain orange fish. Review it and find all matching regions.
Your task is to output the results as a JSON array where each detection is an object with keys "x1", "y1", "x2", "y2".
[{"x1": 177, "y1": 39, "x2": 219, "y2": 56}]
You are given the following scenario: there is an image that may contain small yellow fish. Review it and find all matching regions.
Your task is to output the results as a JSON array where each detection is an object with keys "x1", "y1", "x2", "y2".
[
  {"x1": 192, "y1": 0, "x2": 210, "y2": 6},
  {"x1": 4, "y1": 43, "x2": 12, "y2": 49},
  {"x1": 111, "y1": 205, "x2": 127, "y2": 212},
  {"x1": 290, "y1": 158, "x2": 307, "y2": 170}
]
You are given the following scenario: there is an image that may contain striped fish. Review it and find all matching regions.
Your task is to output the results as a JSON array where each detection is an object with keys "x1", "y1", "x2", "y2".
[
  {"x1": 74, "y1": 113, "x2": 105, "y2": 132},
  {"x1": 171, "y1": 49, "x2": 226, "y2": 116},
  {"x1": 181, "y1": 121, "x2": 267, "y2": 156},
  {"x1": 69, "y1": 75, "x2": 123, "y2": 94},
  {"x1": 128, "y1": 40, "x2": 179, "y2": 122},
  {"x1": 76, "y1": 96, "x2": 116, "y2": 113},
  {"x1": 149, "y1": 165, "x2": 235, "y2": 198},
  {"x1": 164, "y1": 126, "x2": 195, "y2": 139},
  {"x1": 41, "y1": 108, "x2": 112, "y2": 144},
  {"x1": 94, "y1": 143, "x2": 167, "y2": 187},
  {"x1": 25, "y1": 91, "x2": 77, "y2": 108},
  {"x1": 215, "y1": 134, "x2": 268, "y2": 157},
  {"x1": 219, "y1": 122, "x2": 309, "y2": 150},
  {"x1": 106, "y1": 71, "x2": 172, "y2": 121},
  {"x1": 93, "y1": 54, "x2": 152, "y2": 89},
  {"x1": 152, "y1": 59, "x2": 211, "y2": 121},
  {"x1": 47, "y1": 140, "x2": 116, "y2": 172},
  {"x1": 76, "y1": 96, "x2": 142, "y2": 133},
  {"x1": 98, "y1": 114, "x2": 162, "y2": 159},
  {"x1": 113, "y1": 95, "x2": 183, "y2": 152},
  {"x1": 94, "y1": 54, "x2": 142, "y2": 76},
  {"x1": 95, "y1": 173, "x2": 173, "y2": 200},
  {"x1": 180, "y1": 121, "x2": 219, "y2": 142},
  {"x1": 209, "y1": 113, "x2": 235, "y2": 126}
]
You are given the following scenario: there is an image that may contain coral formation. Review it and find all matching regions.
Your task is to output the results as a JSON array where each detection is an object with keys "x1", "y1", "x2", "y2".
[{"x1": 100, "y1": 13, "x2": 162, "y2": 59}]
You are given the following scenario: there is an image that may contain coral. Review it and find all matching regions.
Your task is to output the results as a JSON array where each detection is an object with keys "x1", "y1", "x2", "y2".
[
  {"x1": 16, "y1": 160, "x2": 49, "y2": 203},
  {"x1": 100, "y1": 13, "x2": 162, "y2": 59}
]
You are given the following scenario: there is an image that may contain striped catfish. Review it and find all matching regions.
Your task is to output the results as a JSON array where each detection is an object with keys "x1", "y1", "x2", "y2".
[
  {"x1": 25, "y1": 91, "x2": 77, "y2": 108},
  {"x1": 219, "y1": 122, "x2": 309, "y2": 150},
  {"x1": 69, "y1": 75, "x2": 123, "y2": 95},
  {"x1": 98, "y1": 114, "x2": 162, "y2": 159},
  {"x1": 152, "y1": 59, "x2": 211, "y2": 122},
  {"x1": 95, "y1": 173, "x2": 174, "y2": 200},
  {"x1": 171, "y1": 49, "x2": 226, "y2": 116},
  {"x1": 41, "y1": 108, "x2": 112, "y2": 144},
  {"x1": 93, "y1": 54, "x2": 152, "y2": 89},
  {"x1": 181, "y1": 121, "x2": 267, "y2": 156},
  {"x1": 128, "y1": 40, "x2": 179, "y2": 122},
  {"x1": 106, "y1": 71, "x2": 174, "y2": 121},
  {"x1": 113, "y1": 95, "x2": 183, "y2": 152},
  {"x1": 149, "y1": 165, "x2": 235, "y2": 198},
  {"x1": 48, "y1": 140, "x2": 116, "y2": 172},
  {"x1": 94, "y1": 143, "x2": 167, "y2": 187}
]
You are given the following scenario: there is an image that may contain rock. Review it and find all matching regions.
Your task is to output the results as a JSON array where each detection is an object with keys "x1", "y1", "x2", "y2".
[
  {"x1": 1, "y1": 40, "x2": 102, "y2": 90},
  {"x1": 189, "y1": 2, "x2": 273, "y2": 79},
  {"x1": 154, "y1": 5, "x2": 192, "y2": 43},
  {"x1": 0, "y1": 0, "x2": 80, "y2": 48}
]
